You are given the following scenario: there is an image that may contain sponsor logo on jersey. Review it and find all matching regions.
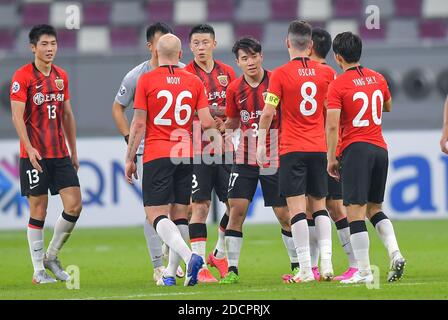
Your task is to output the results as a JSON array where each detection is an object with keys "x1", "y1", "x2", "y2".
[
  {"x1": 217, "y1": 75, "x2": 229, "y2": 87},
  {"x1": 33, "y1": 92, "x2": 45, "y2": 105},
  {"x1": 11, "y1": 81, "x2": 20, "y2": 94},
  {"x1": 55, "y1": 78, "x2": 64, "y2": 91}
]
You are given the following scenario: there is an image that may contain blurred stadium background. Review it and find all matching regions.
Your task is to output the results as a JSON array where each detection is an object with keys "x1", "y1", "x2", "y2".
[{"x1": 0, "y1": 0, "x2": 448, "y2": 230}]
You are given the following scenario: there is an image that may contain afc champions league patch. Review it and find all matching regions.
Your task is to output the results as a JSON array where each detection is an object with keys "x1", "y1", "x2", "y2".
[
  {"x1": 55, "y1": 78, "x2": 64, "y2": 91},
  {"x1": 217, "y1": 75, "x2": 229, "y2": 87},
  {"x1": 11, "y1": 81, "x2": 20, "y2": 94}
]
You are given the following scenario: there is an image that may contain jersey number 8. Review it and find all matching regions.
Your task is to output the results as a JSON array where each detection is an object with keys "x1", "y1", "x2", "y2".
[
  {"x1": 155, "y1": 90, "x2": 192, "y2": 126},
  {"x1": 299, "y1": 82, "x2": 317, "y2": 116}
]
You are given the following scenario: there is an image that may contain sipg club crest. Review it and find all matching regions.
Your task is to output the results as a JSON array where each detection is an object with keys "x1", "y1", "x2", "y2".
[
  {"x1": 217, "y1": 75, "x2": 229, "y2": 87},
  {"x1": 55, "y1": 78, "x2": 64, "y2": 91},
  {"x1": 240, "y1": 110, "x2": 250, "y2": 123}
]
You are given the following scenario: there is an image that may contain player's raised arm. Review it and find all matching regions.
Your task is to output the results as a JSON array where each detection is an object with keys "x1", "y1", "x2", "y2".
[
  {"x1": 326, "y1": 109, "x2": 341, "y2": 180},
  {"x1": 62, "y1": 100, "x2": 79, "y2": 171},
  {"x1": 440, "y1": 95, "x2": 448, "y2": 154},
  {"x1": 11, "y1": 100, "x2": 43, "y2": 173}
]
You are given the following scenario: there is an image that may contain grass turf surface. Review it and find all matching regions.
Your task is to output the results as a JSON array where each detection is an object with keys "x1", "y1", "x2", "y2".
[{"x1": 0, "y1": 220, "x2": 447, "y2": 300}]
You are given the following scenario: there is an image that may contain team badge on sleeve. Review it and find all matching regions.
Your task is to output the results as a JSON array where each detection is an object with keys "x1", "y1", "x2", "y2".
[
  {"x1": 55, "y1": 78, "x2": 64, "y2": 90},
  {"x1": 11, "y1": 81, "x2": 20, "y2": 94},
  {"x1": 119, "y1": 85, "x2": 127, "y2": 96},
  {"x1": 217, "y1": 75, "x2": 229, "y2": 87}
]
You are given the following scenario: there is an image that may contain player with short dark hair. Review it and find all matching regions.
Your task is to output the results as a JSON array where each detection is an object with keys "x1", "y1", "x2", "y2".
[
  {"x1": 125, "y1": 34, "x2": 216, "y2": 286},
  {"x1": 10, "y1": 24, "x2": 82, "y2": 284},
  {"x1": 216, "y1": 37, "x2": 296, "y2": 284},
  {"x1": 327, "y1": 32, "x2": 406, "y2": 284},
  {"x1": 185, "y1": 23, "x2": 237, "y2": 283},
  {"x1": 257, "y1": 20, "x2": 334, "y2": 283},
  {"x1": 112, "y1": 22, "x2": 185, "y2": 284}
]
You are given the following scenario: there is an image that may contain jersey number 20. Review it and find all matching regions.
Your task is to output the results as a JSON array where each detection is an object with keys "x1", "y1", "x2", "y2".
[
  {"x1": 155, "y1": 90, "x2": 192, "y2": 126},
  {"x1": 352, "y1": 90, "x2": 383, "y2": 127}
]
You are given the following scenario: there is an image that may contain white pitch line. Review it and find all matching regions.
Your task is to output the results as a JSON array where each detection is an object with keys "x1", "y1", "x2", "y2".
[{"x1": 67, "y1": 282, "x2": 432, "y2": 300}]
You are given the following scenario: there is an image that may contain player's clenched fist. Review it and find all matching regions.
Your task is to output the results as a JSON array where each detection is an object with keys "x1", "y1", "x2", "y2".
[
  {"x1": 125, "y1": 160, "x2": 138, "y2": 184},
  {"x1": 256, "y1": 145, "x2": 267, "y2": 167}
]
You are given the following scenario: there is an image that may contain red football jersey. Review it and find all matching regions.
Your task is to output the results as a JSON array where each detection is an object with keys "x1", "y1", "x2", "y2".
[
  {"x1": 327, "y1": 66, "x2": 390, "y2": 153},
  {"x1": 226, "y1": 70, "x2": 280, "y2": 166},
  {"x1": 185, "y1": 60, "x2": 236, "y2": 155},
  {"x1": 134, "y1": 65, "x2": 209, "y2": 163},
  {"x1": 266, "y1": 57, "x2": 330, "y2": 155},
  {"x1": 10, "y1": 63, "x2": 70, "y2": 159}
]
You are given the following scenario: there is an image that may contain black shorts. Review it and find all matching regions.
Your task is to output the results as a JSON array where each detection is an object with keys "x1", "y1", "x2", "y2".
[
  {"x1": 228, "y1": 164, "x2": 287, "y2": 207},
  {"x1": 327, "y1": 174, "x2": 342, "y2": 200},
  {"x1": 20, "y1": 157, "x2": 80, "y2": 197},
  {"x1": 142, "y1": 158, "x2": 192, "y2": 206},
  {"x1": 192, "y1": 159, "x2": 232, "y2": 203},
  {"x1": 341, "y1": 142, "x2": 388, "y2": 206},
  {"x1": 279, "y1": 152, "x2": 328, "y2": 198}
]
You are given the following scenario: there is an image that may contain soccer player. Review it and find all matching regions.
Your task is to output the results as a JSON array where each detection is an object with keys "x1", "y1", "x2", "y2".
[
  {"x1": 215, "y1": 37, "x2": 295, "y2": 284},
  {"x1": 308, "y1": 27, "x2": 357, "y2": 281},
  {"x1": 125, "y1": 34, "x2": 216, "y2": 286},
  {"x1": 10, "y1": 25, "x2": 82, "y2": 284},
  {"x1": 257, "y1": 21, "x2": 334, "y2": 283},
  {"x1": 112, "y1": 22, "x2": 184, "y2": 282},
  {"x1": 185, "y1": 24, "x2": 237, "y2": 282},
  {"x1": 326, "y1": 32, "x2": 406, "y2": 284},
  {"x1": 440, "y1": 95, "x2": 448, "y2": 154}
]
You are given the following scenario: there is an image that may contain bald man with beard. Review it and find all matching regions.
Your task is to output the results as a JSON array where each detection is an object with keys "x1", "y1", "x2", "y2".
[{"x1": 125, "y1": 34, "x2": 217, "y2": 287}]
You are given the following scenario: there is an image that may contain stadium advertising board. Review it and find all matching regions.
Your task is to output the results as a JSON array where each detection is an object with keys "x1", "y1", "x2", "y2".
[{"x1": 0, "y1": 131, "x2": 446, "y2": 229}]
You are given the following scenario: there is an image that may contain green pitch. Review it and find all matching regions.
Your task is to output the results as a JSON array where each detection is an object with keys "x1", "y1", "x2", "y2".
[{"x1": 1, "y1": 220, "x2": 447, "y2": 300}]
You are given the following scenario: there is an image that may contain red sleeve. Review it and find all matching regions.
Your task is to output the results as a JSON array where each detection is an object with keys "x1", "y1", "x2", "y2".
[
  {"x1": 327, "y1": 80, "x2": 343, "y2": 110},
  {"x1": 195, "y1": 77, "x2": 208, "y2": 110},
  {"x1": 134, "y1": 74, "x2": 148, "y2": 110},
  {"x1": 225, "y1": 83, "x2": 238, "y2": 118},
  {"x1": 382, "y1": 76, "x2": 391, "y2": 102},
  {"x1": 10, "y1": 70, "x2": 28, "y2": 103},
  {"x1": 267, "y1": 68, "x2": 283, "y2": 100}
]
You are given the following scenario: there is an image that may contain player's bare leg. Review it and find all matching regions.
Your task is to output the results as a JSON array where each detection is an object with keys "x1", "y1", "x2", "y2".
[
  {"x1": 219, "y1": 198, "x2": 249, "y2": 284},
  {"x1": 27, "y1": 194, "x2": 56, "y2": 284},
  {"x1": 44, "y1": 186, "x2": 82, "y2": 282},
  {"x1": 327, "y1": 198, "x2": 358, "y2": 281},
  {"x1": 308, "y1": 195, "x2": 333, "y2": 281},
  {"x1": 208, "y1": 201, "x2": 230, "y2": 278},
  {"x1": 190, "y1": 200, "x2": 217, "y2": 282},
  {"x1": 367, "y1": 203, "x2": 406, "y2": 282},
  {"x1": 286, "y1": 195, "x2": 314, "y2": 283},
  {"x1": 146, "y1": 205, "x2": 202, "y2": 287},
  {"x1": 341, "y1": 204, "x2": 373, "y2": 284}
]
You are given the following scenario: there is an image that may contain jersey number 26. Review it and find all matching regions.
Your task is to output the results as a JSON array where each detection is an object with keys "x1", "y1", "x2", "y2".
[{"x1": 155, "y1": 90, "x2": 192, "y2": 126}]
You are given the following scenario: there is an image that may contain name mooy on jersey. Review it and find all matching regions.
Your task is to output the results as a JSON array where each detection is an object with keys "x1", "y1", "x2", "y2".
[
  {"x1": 167, "y1": 76, "x2": 181, "y2": 84},
  {"x1": 33, "y1": 92, "x2": 64, "y2": 105}
]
